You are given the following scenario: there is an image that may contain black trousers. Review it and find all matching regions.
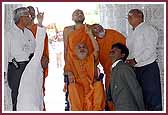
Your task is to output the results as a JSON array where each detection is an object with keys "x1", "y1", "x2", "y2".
[
  {"x1": 135, "y1": 61, "x2": 162, "y2": 111},
  {"x1": 7, "y1": 62, "x2": 28, "y2": 111}
]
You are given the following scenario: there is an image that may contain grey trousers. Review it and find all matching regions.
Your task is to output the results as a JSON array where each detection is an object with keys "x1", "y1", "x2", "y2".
[{"x1": 7, "y1": 62, "x2": 28, "y2": 111}]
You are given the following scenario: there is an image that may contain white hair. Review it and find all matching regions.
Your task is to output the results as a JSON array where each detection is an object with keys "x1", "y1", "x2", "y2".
[{"x1": 13, "y1": 7, "x2": 29, "y2": 24}]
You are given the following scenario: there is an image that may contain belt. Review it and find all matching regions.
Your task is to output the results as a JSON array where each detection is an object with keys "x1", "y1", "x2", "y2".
[
  {"x1": 135, "y1": 60, "x2": 157, "y2": 69},
  {"x1": 9, "y1": 61, "x2": 29, "y2": 65}
]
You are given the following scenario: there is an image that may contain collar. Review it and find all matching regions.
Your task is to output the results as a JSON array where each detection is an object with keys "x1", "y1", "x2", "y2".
[
  {"x1": 112, "y1": 59, "x2": 122, "y2": 69},
  {"x1": 133, "y1": 22, "x2": 144, "y2": 31},
  {"x1": 14, "y1": 23, "x2": 25, "y2": 33}
]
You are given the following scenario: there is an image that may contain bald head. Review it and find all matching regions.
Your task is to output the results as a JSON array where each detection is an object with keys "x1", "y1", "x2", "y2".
[
  {"x1": 72, "y1": 9, "x2": 85, "y2": 24},
  {"x1": 72, "y1": 9, "x2": 84, "y2": 16}
]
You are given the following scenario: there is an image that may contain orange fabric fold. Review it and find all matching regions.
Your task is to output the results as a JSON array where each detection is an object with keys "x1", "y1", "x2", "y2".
[
  {"x1": 69, "y1": 25, "x2": 94, "y2": 58},
  {"x1": 96, "y1": 29, "x2": 126, "y2": 89},
  {"x1": 64, "y1": 24, "x2": 94, "y2": 74}
]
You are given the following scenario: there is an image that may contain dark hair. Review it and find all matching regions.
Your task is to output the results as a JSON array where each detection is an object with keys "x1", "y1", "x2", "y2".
[
  {"x1": 112, "y1": 43, "x2": 129, "y2": 61},
  {"x1": 27, "y1": 6, "x2": 34, "y2": 10},
  {"x1": 129, "y1": 9, "x2": 144, "y2": 22},
  {"x1": 27, "y1": 6, "x2": 35, "y2": 13},
  {"x1": 27, "y1": 6, "x2": 35, "y2": 21}
]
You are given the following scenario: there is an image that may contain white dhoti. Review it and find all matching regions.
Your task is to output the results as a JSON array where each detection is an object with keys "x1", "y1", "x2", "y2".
[{"x1": 17, "y1": 27, "x2": 46, "y2": 111}]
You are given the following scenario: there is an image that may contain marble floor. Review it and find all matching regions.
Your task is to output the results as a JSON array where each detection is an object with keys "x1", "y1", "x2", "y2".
[{"x1": 44, "y1": 43, "x2": 65, "y2": 112}]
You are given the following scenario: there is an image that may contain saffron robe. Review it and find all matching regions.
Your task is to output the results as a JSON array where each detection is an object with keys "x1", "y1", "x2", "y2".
[{"x1": 65, "y1": 25, "x2": 105, "y2": 110}]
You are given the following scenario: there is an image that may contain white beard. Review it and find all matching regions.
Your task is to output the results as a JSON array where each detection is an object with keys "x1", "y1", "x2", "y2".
[
  {"x1": 98, "y1": 31, "x2": 105, "y2": 38},
  {"x1": 78, "y1": 52, "x2": 87, "y2": 60}
]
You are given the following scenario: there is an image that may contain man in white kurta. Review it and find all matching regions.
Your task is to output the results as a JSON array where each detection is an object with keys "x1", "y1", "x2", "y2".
[{"x1": 17, "y1": 26, "x2": 46, "y2": 111}]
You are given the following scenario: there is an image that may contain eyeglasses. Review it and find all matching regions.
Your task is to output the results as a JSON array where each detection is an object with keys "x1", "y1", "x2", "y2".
[{"x1": 21, "y1": 14, "x2": 31, "y2": 18}]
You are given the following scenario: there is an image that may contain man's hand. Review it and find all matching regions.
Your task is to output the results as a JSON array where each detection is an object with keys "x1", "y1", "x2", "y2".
[
  {"x1": 85, "y1": 23, "x2": 94, "y2": 37},
  {"x1": 41, "y1": 56, "x2": 49, "y2": 69},
  {"x1": 36, "y1": 7, "x2": 44, "y2": 27},
  {"x1": 67, "y1": 72, "x2": 75, "y2": 83},
  {"x1": 126, "y1": 58, "x2": 137, "y2": 66}
]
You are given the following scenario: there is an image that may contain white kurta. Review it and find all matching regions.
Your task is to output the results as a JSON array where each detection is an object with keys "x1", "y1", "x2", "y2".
[{"x1": 17, "y1": 27, "x2": 46, "y2": 111}]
